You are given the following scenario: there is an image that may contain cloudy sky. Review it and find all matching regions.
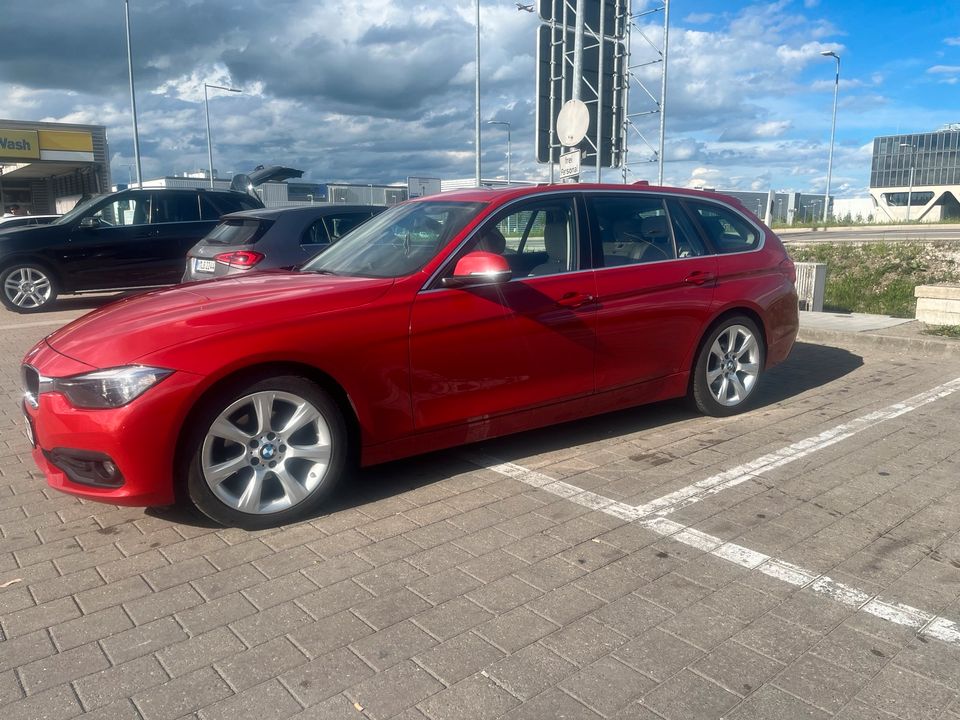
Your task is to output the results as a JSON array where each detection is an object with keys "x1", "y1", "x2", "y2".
[{"x1": 1, "y1": 0, "x2": 959, "y2": 197}]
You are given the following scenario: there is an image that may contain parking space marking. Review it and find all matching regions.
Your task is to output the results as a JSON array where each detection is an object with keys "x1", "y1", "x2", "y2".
[
  {"x1": 635, "y1": 375, "x2": 960, "y2": 518},
  {"x1": 465, "y1": 374, "x2": 960, "y2": 525},
  {"x1": 466, "y1": 453, "x2": 960, "y2": 646}
]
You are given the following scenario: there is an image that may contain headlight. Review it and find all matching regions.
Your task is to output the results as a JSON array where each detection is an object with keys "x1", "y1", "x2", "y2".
[{"x1": 52, "y1": 366, "x2": 173, "y2": 409}]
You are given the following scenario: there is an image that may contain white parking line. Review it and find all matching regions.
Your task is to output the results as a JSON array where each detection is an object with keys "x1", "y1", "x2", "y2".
[
  {"x1": 465, "y1": 454, "x2": 960, "y2": 646},
  {"x1": 632, "y1": 375, "x2": 960, "y2": 519},
  {"x1": 462, "y1": 377, "x2": 960, "y2": 646}
]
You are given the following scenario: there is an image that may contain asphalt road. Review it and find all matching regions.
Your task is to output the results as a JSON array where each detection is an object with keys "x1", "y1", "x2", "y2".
[
  {"x1": 1, "y1": 301, "x2": 960, "y2": 720},
  {"x1": 780, "y1": 224, "x2": 960, "y2": 244}
]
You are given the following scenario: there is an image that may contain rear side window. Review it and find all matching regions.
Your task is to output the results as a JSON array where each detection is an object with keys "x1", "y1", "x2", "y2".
[
  {"x1": 587, "y1": 195, "x2": 676, "y2": 266},
  {"x1": 203, "y1": 219, "x2": 266, "y2": 245},
  {"x1": 688, "y1": 202, "x2": 760, "y2": 253},
  {"x1": 201, "y1": 193, "x2": 261, "y2": 219},
  {"x1": 150, "y1": 193, "x2": 201, "y2": 223},
  {"x1": 301, "y1": 220, "x2": 331, "y2": 247},
  {"x1": 666, "y1": 200, "x2": 708, "y2": 258},
  {"x1": 324, "y1": 212, "x2": 375, "y2": 242}
]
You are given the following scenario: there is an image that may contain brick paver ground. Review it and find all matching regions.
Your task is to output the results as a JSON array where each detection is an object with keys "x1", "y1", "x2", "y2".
[{"x1": 1, "y1": 300, "x2": 960, "y2": 719}]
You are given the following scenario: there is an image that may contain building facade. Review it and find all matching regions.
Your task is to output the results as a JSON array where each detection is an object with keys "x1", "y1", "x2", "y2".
[
  {"x1": 0, "y1": 119, "x2": 111, "y2": 215},
  {"x1": 869, "y1": 125, "x2": 960, "y2": 222}
]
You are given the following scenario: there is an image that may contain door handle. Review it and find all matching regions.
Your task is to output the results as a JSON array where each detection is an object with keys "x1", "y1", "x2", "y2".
[
  {"x1": 556, "y1": 292, "x2": 595, "y2": 308},
  {"x1": 683, "y1": 271, "x2": 715, "y2": 286}
]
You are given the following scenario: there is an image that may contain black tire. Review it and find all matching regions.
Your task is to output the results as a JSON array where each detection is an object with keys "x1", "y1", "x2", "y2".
[
  {"x1": 182, "y1": 374, "x2": 348, "y2": 529},
  {"x1": 0, "y1": 262, "x2": 59, "y2": 313},
  {"x1": 690, "y1": 315, "x2": 765, "y2": 417}
]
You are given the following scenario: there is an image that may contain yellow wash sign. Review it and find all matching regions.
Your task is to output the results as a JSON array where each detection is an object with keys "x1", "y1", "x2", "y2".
[{"x1": 0, "y1": 129, "x2": 41, "y2": 159}]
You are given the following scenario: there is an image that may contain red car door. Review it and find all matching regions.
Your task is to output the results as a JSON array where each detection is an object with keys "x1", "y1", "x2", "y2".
[
  {"x1": 588, "y1": 193, "x2": 718, "y2": 391},
  {"x1": 409, "y1": 195, "x2": 598, "y2": 431}
]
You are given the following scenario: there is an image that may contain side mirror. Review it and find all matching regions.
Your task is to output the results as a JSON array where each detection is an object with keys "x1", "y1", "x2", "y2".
[
  {"x1": 79, "y1": 216, "x2": 101, "y2": 229},
  {"x1": 442, "y1": 251, "x2": 512, "y2": 288}
]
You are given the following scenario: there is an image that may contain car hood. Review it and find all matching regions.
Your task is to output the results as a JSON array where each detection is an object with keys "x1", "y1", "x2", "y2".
[{"x1": 45, "y1": 271, "x2": 394, "y2": 367}]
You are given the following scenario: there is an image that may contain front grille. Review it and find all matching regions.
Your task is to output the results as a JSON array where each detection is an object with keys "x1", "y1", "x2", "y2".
[{"x1": 22, "y1": 365, "x2": 40, "y2": 408}]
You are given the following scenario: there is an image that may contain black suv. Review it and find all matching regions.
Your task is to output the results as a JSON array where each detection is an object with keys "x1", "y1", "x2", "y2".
[{"x1": 0, "y1": 187, "x2": 262, "y2": 312}]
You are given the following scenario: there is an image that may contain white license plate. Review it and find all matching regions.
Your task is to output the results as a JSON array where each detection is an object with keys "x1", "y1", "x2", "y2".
[{"x1": 194, "y1": 258, "x2": 216, "y2": 273}]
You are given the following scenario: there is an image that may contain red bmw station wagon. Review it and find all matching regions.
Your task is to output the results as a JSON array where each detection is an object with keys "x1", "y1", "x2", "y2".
[{"x1": 21, "y1": 184, "x2": 798, "y2": 528}]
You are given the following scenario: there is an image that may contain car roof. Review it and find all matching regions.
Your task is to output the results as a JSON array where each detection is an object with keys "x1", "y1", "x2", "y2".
[
  {"x1": 422, "y1": 183, "x2": 748, "y2": 209},
  {"x1": 218, "y1": 204, "x2": 386, "y2": 222}
]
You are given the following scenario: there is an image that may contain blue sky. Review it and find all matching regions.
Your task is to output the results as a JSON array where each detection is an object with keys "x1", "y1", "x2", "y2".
[{"x1": 1, "y1": 0, "x2": 959, "y2": 197}]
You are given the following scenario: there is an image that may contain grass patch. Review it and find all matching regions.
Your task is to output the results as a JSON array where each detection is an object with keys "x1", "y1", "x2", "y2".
[
  {"x1": 788, "y1": 242, "x2": 960, "y2": 318},
  {"x1": 923, "y1": 325, "x2": 960, "y2": 338}
]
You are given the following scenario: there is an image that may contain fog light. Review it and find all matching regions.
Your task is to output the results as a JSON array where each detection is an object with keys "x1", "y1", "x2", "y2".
[{"x1": 44, "y1": 449, "x2": 125, "y2": 489}]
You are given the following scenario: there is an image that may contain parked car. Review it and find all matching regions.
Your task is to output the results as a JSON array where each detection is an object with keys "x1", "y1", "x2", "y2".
[
  {"x1": 0, "y1": 215, "x2": 60, "y2": 231},
  {"x1": 0, "y1": 187, "x2": 263, "y2": 312},
  {"x1": 21, "y1": 184, "x2": 799, "y2": 528},
  {"x1": 183, "y1": 204, "x2": 385, "y2": 281}
]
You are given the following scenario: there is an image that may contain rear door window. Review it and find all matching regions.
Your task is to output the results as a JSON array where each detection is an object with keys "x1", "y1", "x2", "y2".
[
  {"x1": 586, "y1": 194, "x2": 676, "y2": 266},
  {"x1": 149, "y1": 192, "x2": 201, "y2": 223},
  {"x1": 688, "y1": 202, "x2": 760, "y2": 253}
]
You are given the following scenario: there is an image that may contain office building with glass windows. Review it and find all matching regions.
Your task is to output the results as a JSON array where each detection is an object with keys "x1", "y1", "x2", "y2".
[{"x1": 869, "y1": 125, "x2": 960, "y2": 222}]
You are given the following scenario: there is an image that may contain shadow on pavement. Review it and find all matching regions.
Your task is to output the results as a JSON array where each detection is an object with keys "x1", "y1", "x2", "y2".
[{"x1": 151, "y1": 341, "x2": 865, "y2": 528}]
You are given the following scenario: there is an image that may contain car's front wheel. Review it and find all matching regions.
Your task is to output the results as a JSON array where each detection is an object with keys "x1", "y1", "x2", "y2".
[
  {"x1": 690, "y1": 316, "x2": 765, "y2": 417},
  {"x1": 183, "y1": 374, "x2": 347, "y2": 528},
  {"x1": 0, "y1": 263, "x2": 58, "y2": 312}
]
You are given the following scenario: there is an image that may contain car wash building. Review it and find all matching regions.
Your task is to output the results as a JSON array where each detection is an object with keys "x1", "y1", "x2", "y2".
[{"x1": 0, "y1": 119, "x2": 111, "y2": 216}]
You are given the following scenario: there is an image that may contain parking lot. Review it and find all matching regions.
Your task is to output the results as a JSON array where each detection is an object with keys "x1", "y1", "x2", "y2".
[{"x1": 1, "y1": 301, "x2": 960, "y2": 720}]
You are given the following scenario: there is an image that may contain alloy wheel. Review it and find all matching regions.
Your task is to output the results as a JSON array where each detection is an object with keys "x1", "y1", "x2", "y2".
[
  {"x1": 4, "y1": 267, "x2": 52, "y2": 309},
  {"x1": 704, "y1": 324, "x2": 761, "y2": 407},
  {"x1": 200, "y1": 390, "x2": 332, "y2": 514}
]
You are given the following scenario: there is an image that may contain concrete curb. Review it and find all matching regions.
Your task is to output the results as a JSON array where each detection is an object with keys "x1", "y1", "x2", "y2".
[{"x1": 798, "y1": 327, "x2": 960, "y2": 356}]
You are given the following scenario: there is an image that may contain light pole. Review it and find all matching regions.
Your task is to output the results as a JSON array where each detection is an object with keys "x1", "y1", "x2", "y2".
[
  {"x1": 204, "y1": 83, "x2": 241, "y2": 188},
  {"x1": 487, "y1": 121, "x2": 511, "y2": 185},
  {"x1": 474, "y1": 0, "x2": 482, "y2": 187},
  {"x1": 124, "y1": 0, "x2": 143, "y2": 188},
  {"x1": 899, "y1": 142, "x2": 916, "y2": 222},
  {"x1": 820, "y1": 50, "x2": 840, "y2": 223}
]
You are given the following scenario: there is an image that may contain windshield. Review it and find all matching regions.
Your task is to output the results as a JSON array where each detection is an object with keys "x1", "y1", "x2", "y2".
[
  {"x1": 301, "y1": 200, "x2": 486, "y2": 278},
  {"x1": 54, "y1": 194, "x2": 107, "y2": 225}
]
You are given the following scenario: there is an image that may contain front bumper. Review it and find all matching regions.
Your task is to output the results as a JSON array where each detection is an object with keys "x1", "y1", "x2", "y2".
[{"x1": 22, "y1": 341, "x2": 203, "y2": 507}]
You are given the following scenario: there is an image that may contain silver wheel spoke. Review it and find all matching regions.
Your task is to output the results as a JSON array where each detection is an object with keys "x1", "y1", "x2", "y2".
[
  {"x1": 279, "y1": 401, "x2": 320, "y2": 436},
  {"x1": 739, "y1": 361, "x2": 760, "y2": 376},
  {"x1": 735, "y1": 336, "x2": 756, "y2": 359},
  {"x1": 236, "y1": 471, "x2": 265, "y2": 513},
  {"x1": 274, "y1": 465, "x2": 309, "y2": 505},
  {"x1": 706, "y1": 366, "x2": 723, "y2": 384},
  {"x1": 729, "y1": 373, "x2": 747, "y2": 401},
  {"x1": 287, "y1": 443, "x2": 331, "y2": 464},
  {"x1": 716, "y1": 376, "x2": 729, "y2": 402},
  {"x1": 206, "y1": 454, "x2": 248, "y2": 484},
  {"x1": 251, "y1": 393, "x2": 274, "y2": 435},
  {"x1": 209, "y1": 417, "x2": 253, "y2": 446}
]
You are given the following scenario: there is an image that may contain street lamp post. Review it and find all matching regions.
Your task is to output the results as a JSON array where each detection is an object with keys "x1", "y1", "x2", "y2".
[
  {"x1": 203, "y1": 83, "x2": 241, "y2": 189},
  {"x1": 124, "y1": 0, "x2": 143, "y2": 188},
  {"x1": 487, "y1": 121, "x2": 511, "y2": 185},
  {"x1": 474, "y1": 0, "x2": 482, "y2": 187},
  {"x1": 900, "y1": 143, "x2": 916, "y2": 223},
  {"x1": 820, "y1": 50, "x2": 840, "y2": 224}
]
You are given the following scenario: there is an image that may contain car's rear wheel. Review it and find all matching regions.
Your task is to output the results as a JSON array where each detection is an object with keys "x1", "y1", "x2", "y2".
[
  {"x1": 690, "y1": 316, "x2": 764, "y2": 417},
  {"x1": 0, "y1": 263, "x2": 58, "y2": 312},
  {"x1": 183, "y1": 374, "x2": 347, "y2": 528}
]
